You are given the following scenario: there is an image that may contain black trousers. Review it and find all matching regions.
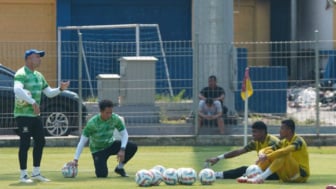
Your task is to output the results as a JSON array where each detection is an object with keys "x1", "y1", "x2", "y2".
[
  {"x1": 16, "y1": 116, "x2": 46, "y2": 170},
  {"x1": 222, "y1": 166, "x2": 279, "y2": 180},
  {"x1": 92, "y1": 140, "x2": 138, "y2": 177}
]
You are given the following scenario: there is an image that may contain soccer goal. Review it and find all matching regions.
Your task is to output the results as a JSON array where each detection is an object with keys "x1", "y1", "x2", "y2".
[{"x1": 57, "y1": 24, "x2": 173, "y2": 98}]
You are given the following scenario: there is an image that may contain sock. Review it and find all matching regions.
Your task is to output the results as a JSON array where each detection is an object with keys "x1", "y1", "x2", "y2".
[
  {"x1": 20, "y1": 169, "x2": 28, "y2": 178},
  {"x1": 260, "y1": 167, "x2": 273, "y2": 180},
  {"x1": 215, "y1": 171, "x2": 224, "y2": 179},
  {"x1": 117, "y1": 163, "x2": 124, "y2": 169},
  {"x1": 32, "y1": 167, "x2": 40, "y2": 176}
]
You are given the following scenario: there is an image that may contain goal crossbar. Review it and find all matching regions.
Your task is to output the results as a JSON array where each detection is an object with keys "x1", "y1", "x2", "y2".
[{"x1": 58, "y1": 24, "x2": 159, "y2": 30}]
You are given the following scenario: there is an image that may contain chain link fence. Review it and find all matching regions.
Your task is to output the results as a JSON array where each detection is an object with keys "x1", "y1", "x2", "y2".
[{"x1": 0, "y1": 40, "x2": 335, "y2": 136}]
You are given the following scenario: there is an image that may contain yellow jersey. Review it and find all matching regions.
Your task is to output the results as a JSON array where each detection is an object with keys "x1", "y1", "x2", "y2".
[
  {"x1": 244, "y1": 134, "x2": 280, "y2": 154},
  {"x1": 268, "y1": 134, "x2": 310, "y2": 177}
]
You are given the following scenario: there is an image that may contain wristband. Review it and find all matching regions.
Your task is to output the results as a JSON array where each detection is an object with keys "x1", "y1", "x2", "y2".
[
  {"x1": 217, "y1": 154, "x2": 225, "y2": 159},
  {"x1": 120, "y1": 147, "x2": 126, "y2": 151}
]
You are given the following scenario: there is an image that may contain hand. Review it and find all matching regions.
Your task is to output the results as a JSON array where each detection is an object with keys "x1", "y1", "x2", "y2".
[
  {"x1": 117, "y1": 149, "x2": 125, "y2": 163},
  {"x1": 60, "y1": 80, "x2": 70, "y2": 91},
  {"x1": 204, "y1": 115, "x2": 212, "y2": 120},
  {"x1": 256, "y1": 153, "x2": 267, "y2": 164},
  {"x1": 209, "y1": 115, "x2": 217, "y2": 120},
  {"x1": 32, "y1": 103, "x2": 40, "y2": 115},
  {"x1": 206, "y1": 157, "x2": 220, "y2": 166},
  {"x1": 68, "y1": 159, "x2": 78, "y2": 167}
]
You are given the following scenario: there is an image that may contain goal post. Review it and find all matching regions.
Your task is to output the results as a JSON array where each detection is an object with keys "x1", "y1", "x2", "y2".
[{"x1": 57, "y1": 24, "x2": 174, "y2": 98}]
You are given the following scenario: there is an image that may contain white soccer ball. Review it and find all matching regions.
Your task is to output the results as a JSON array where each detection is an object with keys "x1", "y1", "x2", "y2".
[
  {"x1": 152, "y1": 165, "x2": 166, "y2": 174},
  {"x1": 176, "y1": 168, "x2": 184, "y2": 183},
  {"x1": 178, "y1": 168, "x2": 197, "y2": 185},
  {"x1": 149, "y1": 168, "x2": 163, "y2": 186},
  {"x1": 245, "y1": 164, "x2": 262, "y2": 178},
  {"x1": 135, "y1": 169, "x2": 153, "y2": 187},
  {"x1": 162, "y1": 168, "x2": 178, "y2": 185},
  {"x1": 62, "y1": 162, "x2": 78, "y2": 178},
  {"x1": 198, "y1": 168, "x2": 216, "y2": 185}
]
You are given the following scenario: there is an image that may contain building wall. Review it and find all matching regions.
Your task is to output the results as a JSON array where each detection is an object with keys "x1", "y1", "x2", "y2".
[
  {"x1": 3, "y1": 0, "x2": 334, "y2": 86},
  {"x1": 0, "y1": 0, "x2": 57, "y2": 86},
  {"x1": 234, "y1": 0, "x2": 270, "y2": 66},
  {"x1": 57, "y1": 0, "x2": 192, "y2": 41},
  {"x1": 234, "y1": 0, "x2": 270, "y2": 42}
]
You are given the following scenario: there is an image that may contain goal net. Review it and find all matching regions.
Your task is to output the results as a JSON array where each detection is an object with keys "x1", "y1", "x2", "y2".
[{"x1": 57, "y1": 24, "x2": 173, "y2": 98}]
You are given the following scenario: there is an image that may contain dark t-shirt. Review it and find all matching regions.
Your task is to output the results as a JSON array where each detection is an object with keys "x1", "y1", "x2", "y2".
[{"x1": 200, "y1": 86, "x2": 225, "y2": 101}]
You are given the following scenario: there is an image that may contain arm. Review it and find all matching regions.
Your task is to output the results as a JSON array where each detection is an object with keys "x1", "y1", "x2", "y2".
[
  {"x1": 199, "y1": 93, "x2": 206, "y2": 100},
  {"x1": 198, "y1": 110, "x2": 207, "y2": 118},
  {"x1": 119, "y1": 129, "x2": 129, "y2": 149},
  {"x1": 214, "y1": 93, "x2": 225, "y2": 102},
  {"x1": 73, "y1": 135, "x2": 89, "y2": 164},
  {"x1": 198, "y1": 87, "x2": 206, "y2": 100},
  {"x1": 266, "y1": 145, "x2": 296, "y2": 161},
  {"x1": 198, "y1": 101, "x2": 207, "y2": 118},
  {"x1": 212, "y1": 111, "x2": 222, "y2": 119},
  {"x1": 214, "y1": 87, "x2": 225, "y2": 102},
  {"x1": 212, "y1": 101, "x2": 222, "y2": 119},
  {"x1": 117, "y1": 129, "x2": 128, "y2": 163},
  {"x1": 14, "y1": 81, "x2": 40, "y2": 114},
  {"x1": 206, "y1": 148, "x2": 248, "y2": 165},
  {"x1": 43, "y1": 86, "x2": 61, "y2": 98},
  {"x1": 43, "y1": 81, "x2": 70, "y2": 97},
  {"x1": 13, "y1": 82, "x2": 35, "y2": 104}
]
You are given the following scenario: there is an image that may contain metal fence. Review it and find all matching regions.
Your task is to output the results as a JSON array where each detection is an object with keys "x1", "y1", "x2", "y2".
[{"x1": 0, "y1": 39, "x2": 335, "y2": 136}]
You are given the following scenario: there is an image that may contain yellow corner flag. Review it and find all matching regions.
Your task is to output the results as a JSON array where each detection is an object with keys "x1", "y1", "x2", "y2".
[{"x1": 241, "y1": 67, "x2": 253, "y2": 101}]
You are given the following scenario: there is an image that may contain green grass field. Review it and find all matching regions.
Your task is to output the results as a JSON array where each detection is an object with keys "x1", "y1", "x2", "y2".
[{"x1": 0, "y1": 146, "x2": 334, "y2": 189}]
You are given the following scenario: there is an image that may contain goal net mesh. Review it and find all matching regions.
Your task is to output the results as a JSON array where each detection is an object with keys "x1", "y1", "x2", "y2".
[{"x1": 58, "y1": 24, "x2": 172, "y2": 98}]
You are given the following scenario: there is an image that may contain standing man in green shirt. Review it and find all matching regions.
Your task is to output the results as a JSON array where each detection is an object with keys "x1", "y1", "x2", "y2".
[
  {"x1": 71, "y1": 99, "x2": 137, "y2": 178},
  {"x1": 14, "y1": 49, "x2": 70, "y2": 183}
]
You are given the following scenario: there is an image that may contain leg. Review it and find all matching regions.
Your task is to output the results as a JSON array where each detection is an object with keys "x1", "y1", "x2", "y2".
[
  {"x1": 123, "y1": 141, "x2": 138, "y2": 163},
  {"x1": 198, "y1": 117, "x2": 203, "y2": 127},
  {"x1": 107, "y1": 140, "x2": 138, "y2": 164},
  {"x1": 16, "y1": 117, "x2": 34, "y2": 183},
  {"x1": 269, "y1": 154, "x2": 300, "y2": 182},
  {"x1": 198, "y1": 100, "x2": 205, "y2": 127},
  {"x1": 92, "y1": 150, "x2": 110, "y2": 177},
  {"x1": 217, "y1": 117, "x2": 225, "y2": 134},
  {"x1": 16, "y1": 117, "x2": 32, "y2": 170},
  {"x1": 93, "y1": 141, "x2": 137, "y2": 177},
  {"x1": 31, "y1": 117, "x2": 46, "y2": 168},
  {"x1": 267, "y1": 173, "x2": 279, "y2": 180},
  {"x1": 222, "y1": 166, "x2": 248, "y2": 179},
  {"x1": 111, "y1": 141, "x2": 137, "y2": 177}
]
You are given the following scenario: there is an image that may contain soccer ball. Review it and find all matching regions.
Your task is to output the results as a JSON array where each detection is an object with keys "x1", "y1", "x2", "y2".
[
  {"x1": 61, "y1": 162, "x2": 78, "y2": 178},
  {"x1": 162, "y1": 168, "x2": 178, "y2": 185},
  {"x1": 135, "y1": 169, "x2": 153, "y2": 187},
  {"x1": 152, "y1": 165, "x2": 166, "y2": 174},
  {"x1": 198, "y1": 168, "x2": 216, "y2": 185},
  {"x1": 148, "y1": 168, "x2": 163, "y2": 186},
  {"x1": 176, "y1": 168, "x2": 185, "y2": 184},
  {"x1": 245, "y1": 164, "x2": 262, "y2": 178},
  {"x1": 178, "y1": 168, "x2": 197, "y2": 185}
]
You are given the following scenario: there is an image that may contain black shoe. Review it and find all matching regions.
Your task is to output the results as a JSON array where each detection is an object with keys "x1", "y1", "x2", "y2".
[{"x1": 114, "y1": 167, "x2": 128, "y2": 177}]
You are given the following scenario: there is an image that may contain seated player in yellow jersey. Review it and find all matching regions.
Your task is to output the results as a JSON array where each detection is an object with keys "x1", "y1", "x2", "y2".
[
  {"x1": 245, "y1": 119, "x2": 310, "y2": 184},
  {"x1": 205, "y1": 121, "x2": 279, "y2": 180}
]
